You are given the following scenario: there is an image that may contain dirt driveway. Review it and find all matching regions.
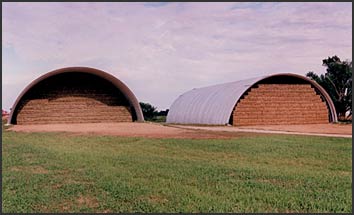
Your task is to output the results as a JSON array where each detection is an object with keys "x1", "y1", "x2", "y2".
[
  {"x1": 8, "y1": 122, "x2": 264, "y2": 139},
  {"x1": 8, "y1": 122, "x2": 351, "y2": 139},
  {"x1": 239, "y1": 124, "x2": 352, "y2": 135},
  {"x1": 171, "y1": 123, "x2": 352, "y2": 138}
]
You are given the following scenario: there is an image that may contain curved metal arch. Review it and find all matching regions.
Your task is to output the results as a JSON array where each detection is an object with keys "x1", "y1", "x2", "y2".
[
  {"x1": 8, "y1": 67, "x2": 144, "y2": 124},
  {"x1": 166, "y1": 73, "x2": 337, "y2": 125}
]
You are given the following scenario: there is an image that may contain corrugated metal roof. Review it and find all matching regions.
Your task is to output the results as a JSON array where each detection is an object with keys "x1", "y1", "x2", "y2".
[{"x1": 166, "y1": 73, "x2": 338, "y2": 125}]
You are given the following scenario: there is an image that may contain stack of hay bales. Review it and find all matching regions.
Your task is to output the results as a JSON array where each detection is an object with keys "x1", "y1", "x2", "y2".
[
  {"x1": 232, "y1": 84, "x2": 329, "y2": 126},
  {"x1": 16, "y1": 88, "x2": 133, "y2": 124}
]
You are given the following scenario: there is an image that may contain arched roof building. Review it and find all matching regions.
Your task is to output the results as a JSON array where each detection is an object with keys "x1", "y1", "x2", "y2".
[
  {"x1": 8, "y1": 67, "x2": 144, "y2": 124},
  {"x1": 166, "y1": 73, "x2": 337, "y2": 126}
]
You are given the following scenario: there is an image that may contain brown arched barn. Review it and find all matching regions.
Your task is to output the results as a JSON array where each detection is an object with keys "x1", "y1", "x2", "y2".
[
  {"x1": 8, "y1": 67, "x2": 144, "y2": 125},
  {"x1": 167, "y1": 73, "x2": 337, "y2": 126}
]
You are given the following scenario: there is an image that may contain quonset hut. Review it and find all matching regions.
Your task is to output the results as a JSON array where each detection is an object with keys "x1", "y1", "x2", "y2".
[
  {"x1": 166, "y1": 73, "x2": 337, "y2": 126},
  {"x1": 8, "y1": 67, "x2": 144, "y2": 125}
]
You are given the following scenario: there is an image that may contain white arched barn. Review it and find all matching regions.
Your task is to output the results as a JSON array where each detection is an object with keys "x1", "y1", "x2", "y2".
[{"x1": 167, "y1": 73, "x2": 337, "y2": 126}]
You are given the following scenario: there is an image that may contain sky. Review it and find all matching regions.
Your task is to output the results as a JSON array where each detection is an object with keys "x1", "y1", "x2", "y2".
[{"x1": 2, "y1": 2, "x2": 352, "y2": 110}]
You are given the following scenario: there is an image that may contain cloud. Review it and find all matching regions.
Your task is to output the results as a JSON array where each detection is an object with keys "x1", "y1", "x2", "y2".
[
  {"x1": 2, "y1": 2, "x2": 352, "y2": 110},
  {"x1": 143, "y1": 2, "x2": 170, "y2": 8},
  {"x1": 230, "y1": 2, "x2": 267, "y2": 10}
]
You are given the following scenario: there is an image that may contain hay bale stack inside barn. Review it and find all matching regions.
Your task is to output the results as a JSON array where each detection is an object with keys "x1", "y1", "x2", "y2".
[
  {"x1": 166, "y1": 73, "x2": 337, "y2": 126},
  {"x1": 232, "y1": 76, "x2": 330, "y2": 126},
  {"x1": 8, "y1": 67, "x2": 144, "y2": 125}
]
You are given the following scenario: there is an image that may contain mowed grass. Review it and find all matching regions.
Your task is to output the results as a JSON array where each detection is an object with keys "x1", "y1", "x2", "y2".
[{"x1": 2, "y1": 130, "x2": 352, "y2": 213}]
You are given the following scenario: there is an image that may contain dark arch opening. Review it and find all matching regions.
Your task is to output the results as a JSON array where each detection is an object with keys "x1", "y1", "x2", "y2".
[{"x1": 257, "y1": 75, "x2": 309, "y2": 84}]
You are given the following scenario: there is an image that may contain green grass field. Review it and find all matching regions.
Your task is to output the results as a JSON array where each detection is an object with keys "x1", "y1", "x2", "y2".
[{"x1": 2, "y1": 129, "x2": 352, "y2": 213}]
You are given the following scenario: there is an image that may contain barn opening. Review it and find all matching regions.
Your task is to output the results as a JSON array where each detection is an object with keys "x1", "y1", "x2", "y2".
[
  {"x1": 9, "y1": 68, "x2": 144, "y2": 125},
  {"x1": 231, "y1": 76, "x2": 330, "y2": 126}
]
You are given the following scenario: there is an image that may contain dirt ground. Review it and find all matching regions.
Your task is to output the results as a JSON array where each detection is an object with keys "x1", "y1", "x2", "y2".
[
  {"x1": 239, "y1": 124, "x2": 352, "y2": 135},
  {"x1": 7, "y1": 122, "x2": 352, "y2": 139},
  {"x1": 172, "y1": 123, "x2": 352, "y2": 138},
  {"x1": 7, "y1": 122, "x2": 266, "y2": 139}
]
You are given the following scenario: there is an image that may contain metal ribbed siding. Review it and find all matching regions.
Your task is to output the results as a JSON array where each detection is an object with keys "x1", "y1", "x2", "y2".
[
  {"x1": 166, "y1": 73, "x2": 338, "y2": 125},
  {"x1": 167, "y1": 77, "x2": 262, "y2": 124}
]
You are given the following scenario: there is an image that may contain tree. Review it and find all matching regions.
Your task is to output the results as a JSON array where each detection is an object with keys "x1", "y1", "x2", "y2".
[
  {"x1": 306, "y1": 56, "x2": 352, "y2": 121},
  {"x1": 139, "y1": 102, "x2": 158, "y2": 120},
  {"x1": 157, "y1": 109, "x2": 169, "y2": 116}
]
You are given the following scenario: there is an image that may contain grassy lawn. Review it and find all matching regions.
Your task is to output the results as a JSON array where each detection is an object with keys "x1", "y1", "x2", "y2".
[{"x1": 2, "y1": 130, "x2": 352, "y2": 213}]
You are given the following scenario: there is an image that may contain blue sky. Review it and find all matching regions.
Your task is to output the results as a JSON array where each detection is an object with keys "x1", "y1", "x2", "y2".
[{"x1": 2, "y1": 2, "x2": 352, "y2": 110}]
